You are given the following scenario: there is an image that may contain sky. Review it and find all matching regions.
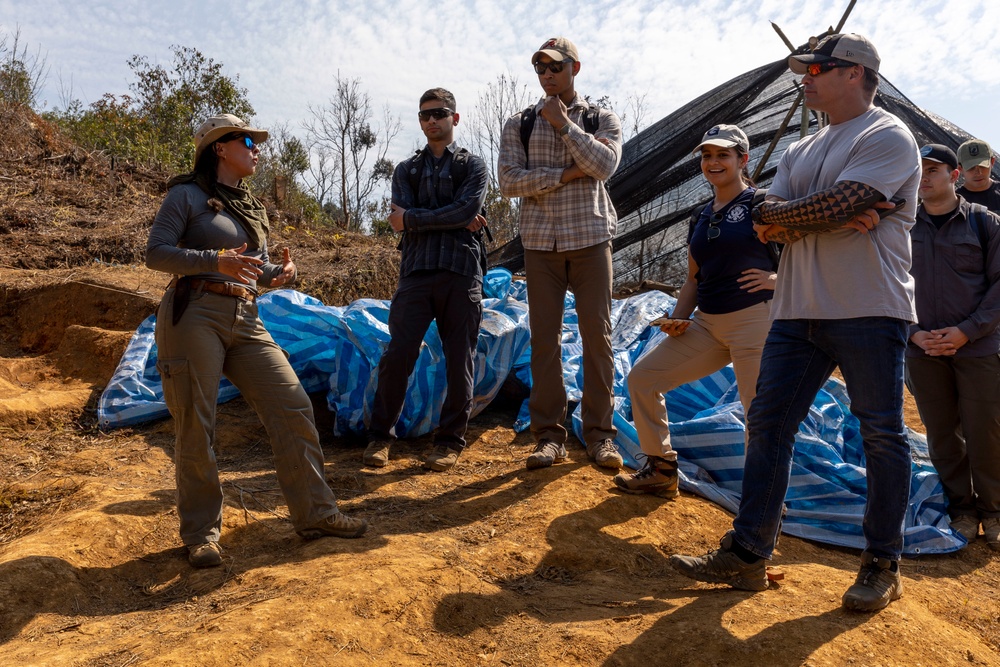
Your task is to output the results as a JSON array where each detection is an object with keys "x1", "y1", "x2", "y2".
[{"x1": 3, "y1": 0, "x2": 999, "y2": 161}]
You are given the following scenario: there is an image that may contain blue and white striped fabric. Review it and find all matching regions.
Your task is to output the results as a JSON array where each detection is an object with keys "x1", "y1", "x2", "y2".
[{"x1": 98, "y1": 270, "x2": 962, "y2": 555}]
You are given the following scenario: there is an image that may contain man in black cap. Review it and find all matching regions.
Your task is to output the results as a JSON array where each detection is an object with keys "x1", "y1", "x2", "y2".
[
  {"x1": 907, "y1": 143, "x2": 1000, "y2": 551},
  {"x1": 670, "y1": 33, "x2": 921, "y2": 612}
]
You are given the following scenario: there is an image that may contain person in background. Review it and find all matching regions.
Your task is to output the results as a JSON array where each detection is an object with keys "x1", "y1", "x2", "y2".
[
  {"x1": 956, "y1": 139, "x2": 1000, "y2": 213},
  {"x1": 363, "y1": 88, "x2": 488, "y2": 472},
  {"x1": 615, "y1": 124, "x2": 776, "y2": 498},
  {"x1": 147, "y1": 113, "x2": 367, "y2": 568},
  {"x1": 906, "y1": 143, "x2": 1000, "y2": 550}
]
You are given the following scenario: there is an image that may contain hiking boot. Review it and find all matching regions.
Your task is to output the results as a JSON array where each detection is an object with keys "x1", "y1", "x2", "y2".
[
  {"x1": 526, "y1": 440, "x2": 567, "y2": 470},
  {"x1": 187, "y1": 542, "x2": 223, "y2": 568},
  {"x1": 841, "y1": 552, "x2": 903, "y2": 611},
  {"x1": 614, "y1": 456, "x2": 678, "y2": 498},
  {"x1": 588, "y1": 438, "x2": 624, "y2": 469},
  {"x1": 363, "y1": 438, "x2": 392, "y2": 468},
  {"x1": 424, "y1": 444, "x2": 461, "y2": 472},
  {"x1": 297, "y1": 512, "x2": 368, "y2": 540},
  {"x1": 669, "y1": 531, "x2": 768, "y2": 591},
  {"x1": 950, "y1": 515, "x2": 980, "y2": 542},
  {"x1": 982, "y1": 517, "x2": 1000, "y2": 551}
]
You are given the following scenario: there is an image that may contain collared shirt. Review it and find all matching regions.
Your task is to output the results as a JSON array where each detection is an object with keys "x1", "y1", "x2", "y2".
[
  {"x1": 498, "y1": 93, "x2": 622, "y2": 252},
  {"x1": 908, "y1": 196, "x2": 1000, "y2": 357},
  {"x1": 392, "y1": 142, "x2": 488, "y2": 279}
]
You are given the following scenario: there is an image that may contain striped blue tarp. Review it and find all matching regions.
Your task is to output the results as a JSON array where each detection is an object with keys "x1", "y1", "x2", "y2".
[{"x1": 98, "y1": 268, "x2": 963, "y2": 555}]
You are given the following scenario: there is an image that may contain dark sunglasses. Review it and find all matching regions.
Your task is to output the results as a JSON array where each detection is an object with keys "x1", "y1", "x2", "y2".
[
  {"x1": 533, "y1": 60, "x2": 569, "y2": 75},
  {"x1": 418, "y1": 107, "x2": 454, "y2": 121},
  {"x1": 805, "y1": 59, "x2": 855, "y2": 76},
  {"x1": 707, "y1": 212, "x2": 724, "y2": 241}
]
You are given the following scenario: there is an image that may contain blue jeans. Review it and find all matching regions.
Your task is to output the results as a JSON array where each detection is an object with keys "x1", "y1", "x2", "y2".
[{"x1": 733, "y1": 317, "x2": 911, "y2": 561}]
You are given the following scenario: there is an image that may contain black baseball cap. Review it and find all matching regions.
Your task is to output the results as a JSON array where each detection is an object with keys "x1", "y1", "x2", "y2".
[{"x1": 919, "y1": 144, "x2": 959, "y2": 171}]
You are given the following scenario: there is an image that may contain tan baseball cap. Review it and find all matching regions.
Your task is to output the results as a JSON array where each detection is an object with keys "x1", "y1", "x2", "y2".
[
  {"x1": 194, "y1": 113, "x2": 268, "y2": 161},
  {"x1": 957, "y1": 139, "x2": 994, "y2": 170},
  {"x1": 532, "y1": 37, "x2": 579, "y2": 64},
  {"x1": 695, "y1": 124, "x2": 750, "y2": 153},
  {"x1": 789, "y1": 33, "x2": 881, "y2": 74}
]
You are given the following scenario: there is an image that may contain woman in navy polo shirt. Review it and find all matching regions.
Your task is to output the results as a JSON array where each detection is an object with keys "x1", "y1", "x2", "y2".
[{"x1": 615, "y1": 124, "x2": 777, "y2": 497}]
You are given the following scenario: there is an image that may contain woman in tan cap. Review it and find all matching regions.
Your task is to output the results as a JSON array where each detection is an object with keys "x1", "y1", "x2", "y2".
[
  {"x1": 146, "y1": 114, "x2": 367, "y2": 568},
  {"x1": 614, "y1": 124, "x2": 777, "y2": 499}
]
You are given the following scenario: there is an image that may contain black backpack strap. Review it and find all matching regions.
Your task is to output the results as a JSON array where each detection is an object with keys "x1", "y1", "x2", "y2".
[
  {"x1": 450, "y1": 147, "x2": 469, "y2": 190},
  {"x1": 519, "y1": 107, "x2": 536, "y2": 160},
  {"x1": 969, "y1": 203, "x2": 992, "y2": 274},
  {"x1": 582, "y1": 104, "x2": 601, "y2": 135},
  {"x1": 404, "y1": 148, "x2": 425, "y2": 201}
]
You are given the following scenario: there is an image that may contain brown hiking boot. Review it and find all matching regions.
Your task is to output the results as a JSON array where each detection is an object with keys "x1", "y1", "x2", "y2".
[
  {"x1": 187, "y1": 541, "x2": 223, "y2": 568},
  {"x1": 363, "y1": 438, "x2": 392, "y2": 468},
  {"x1": 950, "y1": 515, "x2": 979, "y2": 542},
  {"x1": 297, "y1": 512, "x2": 368, "y2": 540},
  {"x1": 588, "y1": 438, "x2": 624, "y2": 469},
  {"x1": 526, "y1": 440, "x2": 567, "y2": 470},
  {"x1": 614, "y1": 456, "x2": 678, "y2": 498},
  {"x1": 982, "y1": 517, "x2": 1000, "y2": 551},
  {"x1": 841, "y1": 552, "x2": 902, "y2": 611},
  {"x1": 424, "y1": 444, "x2": 461, "y2": 472},
  {"x1": 669, "y1": 531, "x2": 768, "y2": 591}
]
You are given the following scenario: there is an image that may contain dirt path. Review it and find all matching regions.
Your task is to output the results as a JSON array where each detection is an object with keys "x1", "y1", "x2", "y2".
[{"x1": 1, "y1": 268, "x2": 999, "y2": 666}]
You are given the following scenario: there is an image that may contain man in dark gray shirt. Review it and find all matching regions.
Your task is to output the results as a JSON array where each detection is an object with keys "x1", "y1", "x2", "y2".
[
  {"x1": 363, "y1": 88, "x2": 488, "y2": 472},
  {"x1": 907, "y1": 143, "x2": 1000, "y2": 551}
]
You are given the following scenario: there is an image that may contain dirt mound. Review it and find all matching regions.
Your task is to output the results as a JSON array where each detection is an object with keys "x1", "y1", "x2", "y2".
[{"x1": 1, "y1": 103, "x2": 999, "y2": 666}]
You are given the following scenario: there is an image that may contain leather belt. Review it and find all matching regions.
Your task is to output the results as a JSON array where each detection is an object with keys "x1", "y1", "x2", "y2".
[{"x1": 189, "y1": 279, "x2": 257, "y2": 301}]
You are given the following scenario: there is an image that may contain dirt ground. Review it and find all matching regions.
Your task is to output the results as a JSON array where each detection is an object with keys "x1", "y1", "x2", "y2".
[{"x1": 2, "y1": 105, "x2": 999, "y2": 666}]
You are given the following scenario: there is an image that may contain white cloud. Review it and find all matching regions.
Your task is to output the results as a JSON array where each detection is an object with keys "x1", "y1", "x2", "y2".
[{"x1": 3, "y1": 0, "x2": 998, "y2": 156}]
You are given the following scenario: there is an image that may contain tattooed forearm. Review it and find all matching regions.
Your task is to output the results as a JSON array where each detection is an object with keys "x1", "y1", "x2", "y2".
[
  {"x1": 757, "y1": 180, "x2": 884, "y2": 231},
  {"x1": 764, "y1": 227, "x2": 811, "y2": 244}
]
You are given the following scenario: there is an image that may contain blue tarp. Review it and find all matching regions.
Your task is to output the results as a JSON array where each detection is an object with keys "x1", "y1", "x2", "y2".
[{"x1": 98, "y1": 268, "x2": 964, "y2": 555}]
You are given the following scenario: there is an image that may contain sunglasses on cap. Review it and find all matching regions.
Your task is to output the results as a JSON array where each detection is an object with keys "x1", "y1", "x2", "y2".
[
  {"x1": 805, "y1": 59, "x2": 856, "y2": 76},
  {"x1": 418, "y1": 107, "x2": 454, "y2": 121},
  {"x1": 533, "y1": 60, "x2": 569, "y2": 75}
]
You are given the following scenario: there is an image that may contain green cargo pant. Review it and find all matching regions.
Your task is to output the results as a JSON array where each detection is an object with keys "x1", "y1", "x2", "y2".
[{"x1": 155, "y1": 287, "x2": 340, "y2": 545}]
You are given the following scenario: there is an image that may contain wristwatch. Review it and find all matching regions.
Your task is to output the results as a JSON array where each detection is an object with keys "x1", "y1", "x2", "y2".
[{"x1": 559, "y1": 123, "x2": 572, "y2": 136}]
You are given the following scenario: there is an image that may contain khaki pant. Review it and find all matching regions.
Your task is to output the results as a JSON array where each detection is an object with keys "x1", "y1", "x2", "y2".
[
  {"x1": 628, "y1": 300, "x2": 771, "y2": 460},
  {"x1": 155, "y1": 287, "x2": 340, "y2": 545},
  {"x1": 524, "y1": 241, "x2": 616, "y2": 446}
]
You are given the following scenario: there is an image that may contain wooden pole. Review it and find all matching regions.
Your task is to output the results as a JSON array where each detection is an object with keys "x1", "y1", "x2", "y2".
[{"x1": 752, "y1": 90, "x2": 804, "y2": 182}]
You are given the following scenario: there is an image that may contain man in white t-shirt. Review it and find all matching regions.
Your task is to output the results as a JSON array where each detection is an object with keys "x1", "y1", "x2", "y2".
[{"x1": 671, "y1": 33, "x2": 920, "y2": 613}]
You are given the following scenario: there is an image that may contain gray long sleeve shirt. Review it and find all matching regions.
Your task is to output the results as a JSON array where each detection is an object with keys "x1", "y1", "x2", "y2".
[
  {"x1": 907, "y1": 196, "x2": 1000, "y2": 358},
  {"x1": 146, "y1": 183, "x2": 283, "y2": 289}
]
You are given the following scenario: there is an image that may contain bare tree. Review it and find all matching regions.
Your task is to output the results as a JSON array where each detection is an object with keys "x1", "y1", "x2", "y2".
[
  {"x1": 0, "y1": 27, "x2": 49, "y2": 108},
  {"x1": 620, "y1": 92, "x2": 659, "y2": 283},
  {"x1": 465, "y1": 72, "x2": 532, "y2": 246},
  {"x1": 304, "y1": 74, "x2": 400, "y2": 232}
]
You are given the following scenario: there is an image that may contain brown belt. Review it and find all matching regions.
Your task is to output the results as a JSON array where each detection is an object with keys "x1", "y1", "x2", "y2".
[{"x1": 189, "y1": 279, "x2": 257, "y2": 301}]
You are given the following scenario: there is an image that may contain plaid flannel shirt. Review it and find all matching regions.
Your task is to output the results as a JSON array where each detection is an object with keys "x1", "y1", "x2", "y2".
[{"x1": 498, "y1": 94, "x2": 622, "y2": 252}]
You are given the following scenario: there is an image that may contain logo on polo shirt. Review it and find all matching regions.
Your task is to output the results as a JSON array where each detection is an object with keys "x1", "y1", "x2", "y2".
[{"x1": 727, "y1": 205, "x2": 749, "y2": 223}]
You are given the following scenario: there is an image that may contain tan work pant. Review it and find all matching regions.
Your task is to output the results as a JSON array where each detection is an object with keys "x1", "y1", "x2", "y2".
[
  {"x1": 524, "y1": 241, "x2": 616, "y2": 446},
  {"x1": 627, "y1": 300, "x2": 771, "y2": 459},
  {"x1": 155, "y1": 287, "x2": 340, "y2": 545}
]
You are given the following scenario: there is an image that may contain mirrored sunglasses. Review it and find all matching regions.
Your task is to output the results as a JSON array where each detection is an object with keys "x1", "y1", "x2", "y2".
[{"x1": 806, "y1": 60, "x2": 855, "y2": 76}]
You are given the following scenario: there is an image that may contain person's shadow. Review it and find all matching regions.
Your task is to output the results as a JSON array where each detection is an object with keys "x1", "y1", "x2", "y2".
[
  {"x1": 433, "y1": 492, "x2": 872, "y2": 666},
  {"x1": 0, "y1": 510, "x2": 389, "y2": 645}
]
